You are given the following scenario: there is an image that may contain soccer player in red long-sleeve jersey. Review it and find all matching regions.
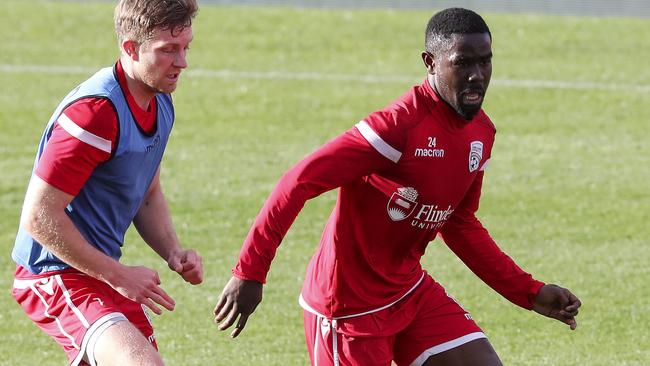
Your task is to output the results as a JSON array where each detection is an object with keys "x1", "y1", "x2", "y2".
[{"x1": 215, "y1": 8, "x2": 581, "y2": 366}]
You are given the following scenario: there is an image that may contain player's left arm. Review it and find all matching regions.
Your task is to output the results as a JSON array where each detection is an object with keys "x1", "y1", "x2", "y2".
[
  {"x1": 133, "y1": 166, "x2": 203, "y2": 285},
  {"x1": 439, "y1": 171, "x2": 581, "y2": 329}
]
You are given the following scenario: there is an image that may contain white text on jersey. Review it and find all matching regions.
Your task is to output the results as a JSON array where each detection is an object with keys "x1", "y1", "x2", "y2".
[{"x1": 415, "y1": 136, "x2": 445, "y2": 158}]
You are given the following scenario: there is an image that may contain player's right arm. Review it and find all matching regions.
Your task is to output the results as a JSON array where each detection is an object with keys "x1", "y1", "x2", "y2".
[
  {"x1": 214, "y1": 122, "x2": 398, "y2": 337},
  {"x1": 21, "y1": 177, "x2": 175, "y2": 314},
  {"x1": 20, "y1": 98, "x2": 175, "y2": 314}
]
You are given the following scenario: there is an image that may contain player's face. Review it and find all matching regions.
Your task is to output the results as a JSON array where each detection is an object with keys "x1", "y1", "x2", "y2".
[
  {"x1": 136, "y1": 26, "x2": 193, "y2": 95},
  {"x1": 426, "y1": 33, "x2": 492, "y2": 120}
]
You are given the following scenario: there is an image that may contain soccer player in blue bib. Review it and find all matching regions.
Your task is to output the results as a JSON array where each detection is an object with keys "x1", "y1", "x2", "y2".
[{"x1": 11, "y1": 1, "x2": 202, "y2": 365}]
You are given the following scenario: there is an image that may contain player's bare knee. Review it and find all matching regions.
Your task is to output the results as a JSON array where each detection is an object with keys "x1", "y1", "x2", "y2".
[
  {"x1": 420, "y1": 338, "x2": 502, "y2": 366},
  {"x1": 93, "y1": 321, "x2": 164, "y2": 366}
]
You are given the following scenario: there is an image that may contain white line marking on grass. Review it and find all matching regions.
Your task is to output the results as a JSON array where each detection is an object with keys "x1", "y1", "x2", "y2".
[
  {"x1": 493, "y1": 78, "x2": 650, "y2": 93},
  {"x1": 0, "y1": 64, "x2": 97, "y2": 75},
  {"x1": 1, "y1": 63, "x2": 648, "y2": 93},
  {"x1": 187, "y1": 68, "x2": 414, "y2": 84}
]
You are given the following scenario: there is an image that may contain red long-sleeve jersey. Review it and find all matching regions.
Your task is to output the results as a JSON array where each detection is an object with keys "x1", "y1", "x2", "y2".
[{"x1": 234, "y1": 79, "x2": 544, "y2": 318}]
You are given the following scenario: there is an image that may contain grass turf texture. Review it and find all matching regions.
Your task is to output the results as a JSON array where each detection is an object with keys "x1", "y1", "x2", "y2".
[{"x1": 1, "y1": 1, "x2": 649, "y2": 365}]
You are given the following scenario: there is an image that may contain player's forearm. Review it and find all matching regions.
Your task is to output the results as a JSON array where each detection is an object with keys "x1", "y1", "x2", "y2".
[
  {"x1": 233, "y1": 169, "x2": 309, "y2": 283},
  {"x1": 133, "y1": 182, "x2": 182, "y2": 262},
  {"x1": 20, "y1": 176, "x2": 124, "y2": 281},
  {"x1": 20, "y1": 199, "x2": 123, "y2": 283},
  {"x1": 441, "y1": 222, "x2": 544, "y2": 309}
]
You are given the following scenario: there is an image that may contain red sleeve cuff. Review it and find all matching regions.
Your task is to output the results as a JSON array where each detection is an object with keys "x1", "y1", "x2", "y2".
[
  {"x1": 526, "y1": 280, "x2": 546, "y2": 310},
  {"x1": 232, "y1": 267, "x2": 267, "y2": 284}
]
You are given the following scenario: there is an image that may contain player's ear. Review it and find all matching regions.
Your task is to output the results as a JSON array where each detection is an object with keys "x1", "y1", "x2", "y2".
[
  {"x1": 121, "y1": 39, "x2": 140, "y2": 61},
  {"x1": 421, "y1": 51, "x2": 435, "y2": 75}
]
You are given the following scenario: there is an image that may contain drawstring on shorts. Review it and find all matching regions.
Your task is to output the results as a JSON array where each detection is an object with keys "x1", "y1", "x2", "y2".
[{"x1": 317, "y1": 316, "x2": 340, "y2": 366}]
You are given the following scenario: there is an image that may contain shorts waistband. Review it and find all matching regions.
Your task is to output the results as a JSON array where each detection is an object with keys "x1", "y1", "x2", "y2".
[
  {"x1": 299, "y1": 271, "x2": 426, "y2": 320},
  {"x1": 13, "y1": 277, "x2": 50, "y2": 289}
]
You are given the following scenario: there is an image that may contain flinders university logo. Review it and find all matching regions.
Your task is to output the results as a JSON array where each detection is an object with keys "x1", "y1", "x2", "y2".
[
  {"x1": 469, "y1": 141, "x2": 484, "y2": 172},
  {"x1": 386, "y1": 186, "x2": 455, "y2": 230},
  {"x1": 387, "y1": 187, "x2": 419, "y2": 221}
]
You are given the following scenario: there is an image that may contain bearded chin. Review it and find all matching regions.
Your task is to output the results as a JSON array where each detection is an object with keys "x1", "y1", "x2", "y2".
[{"x1": 455, "y1": 103, "x2": 481, "y2": 121}]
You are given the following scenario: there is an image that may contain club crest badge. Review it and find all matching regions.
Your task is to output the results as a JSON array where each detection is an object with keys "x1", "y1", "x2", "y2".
[
  {"x1": 469, "y1": 141, "x2": 483, "y2": 172},
  {"x1": 387, "y1": 187, "x2": 419, "y2": 221}
]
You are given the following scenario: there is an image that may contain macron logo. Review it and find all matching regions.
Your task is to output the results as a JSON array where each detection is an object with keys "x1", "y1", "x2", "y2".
[
  {"x1": 145, "y1": 134, "x2": 161, "y2": 152},
  {"x1": 414, "y1": 148, "x2": 445, "y2": 158}
]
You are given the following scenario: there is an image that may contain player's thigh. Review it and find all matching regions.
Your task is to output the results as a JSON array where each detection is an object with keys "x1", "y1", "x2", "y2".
[
  {"x1": 393, "y1": 278, "x2": 490, "y2": 366},
  {"x1": 304, "y1": 311, "x2": 394, "y2": 366},
  {"x1": 13, "y1": 272, "x2": 135, "y2": 364},
  {"x1": 421, "y1": 338, "x2": 502, "y2": 366},
  {"x1": 93, "y1": 320, "x2": 163, "y2": 366}
]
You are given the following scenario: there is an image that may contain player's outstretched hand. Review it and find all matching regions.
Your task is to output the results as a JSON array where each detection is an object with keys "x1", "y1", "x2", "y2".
[
  {"x1": 214, "y1": 276, "x2": 263, "y2": 338},
  {"x1": 532, "y1": 284, "x2": 581, "y2": 330},
  {"x1": 109, "y1": 264, "x2": 176, "y2": 315},
  {"x1": 168, "y1": 249, "x2": 203, "y2": 285}
]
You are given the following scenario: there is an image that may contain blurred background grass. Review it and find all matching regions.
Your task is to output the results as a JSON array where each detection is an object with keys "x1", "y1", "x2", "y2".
[{"x1": 0, "y1": 1, "x2": 648, "y2": 365}]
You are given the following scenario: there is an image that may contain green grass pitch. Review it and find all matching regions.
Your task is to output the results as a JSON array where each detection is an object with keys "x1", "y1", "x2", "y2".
[{"x1": 0, "y1": 1, "x2": 649, "y2": 365}]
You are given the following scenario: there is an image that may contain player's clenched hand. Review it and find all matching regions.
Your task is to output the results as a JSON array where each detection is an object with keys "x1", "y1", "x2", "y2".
[
  {"x1": 108, "y1": 264, "x2": 175, "y2": 315},
  {"x1": 168, "y1": 249, "x2": 203, "y2": 285},
  {"x1": 532, "y1": 284, "x2": 581, "y2": 330},
  {"x1": 214, "y1": 276, "x2": 263, "y2": 338}
]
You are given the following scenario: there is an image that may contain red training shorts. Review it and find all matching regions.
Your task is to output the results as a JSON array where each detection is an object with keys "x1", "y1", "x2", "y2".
[
  {"x1": 12, "y1": 266, "x2": 156, "y2": 366},
  {"x1": 303, "y1": 273, "x2": 486, "y2": 366}
]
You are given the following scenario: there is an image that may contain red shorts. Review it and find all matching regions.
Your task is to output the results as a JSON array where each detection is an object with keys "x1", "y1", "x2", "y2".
[
  {"x1": 303, "y1": 274, "x2": 485, "y2": 366},
  {"x1": 12, "y1": 267, "x2": 156, "y2": 366}
]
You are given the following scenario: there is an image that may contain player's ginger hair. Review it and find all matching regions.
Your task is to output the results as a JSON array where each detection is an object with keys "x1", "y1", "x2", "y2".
[{"x1": 114, "y1": 0, "x2": 198, "y2": 45}]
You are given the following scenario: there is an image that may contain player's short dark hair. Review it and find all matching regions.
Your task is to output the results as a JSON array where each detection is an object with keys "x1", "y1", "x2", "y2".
[{"x1": 425, "y1": 8, "x2": 491, "y2": 54}]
